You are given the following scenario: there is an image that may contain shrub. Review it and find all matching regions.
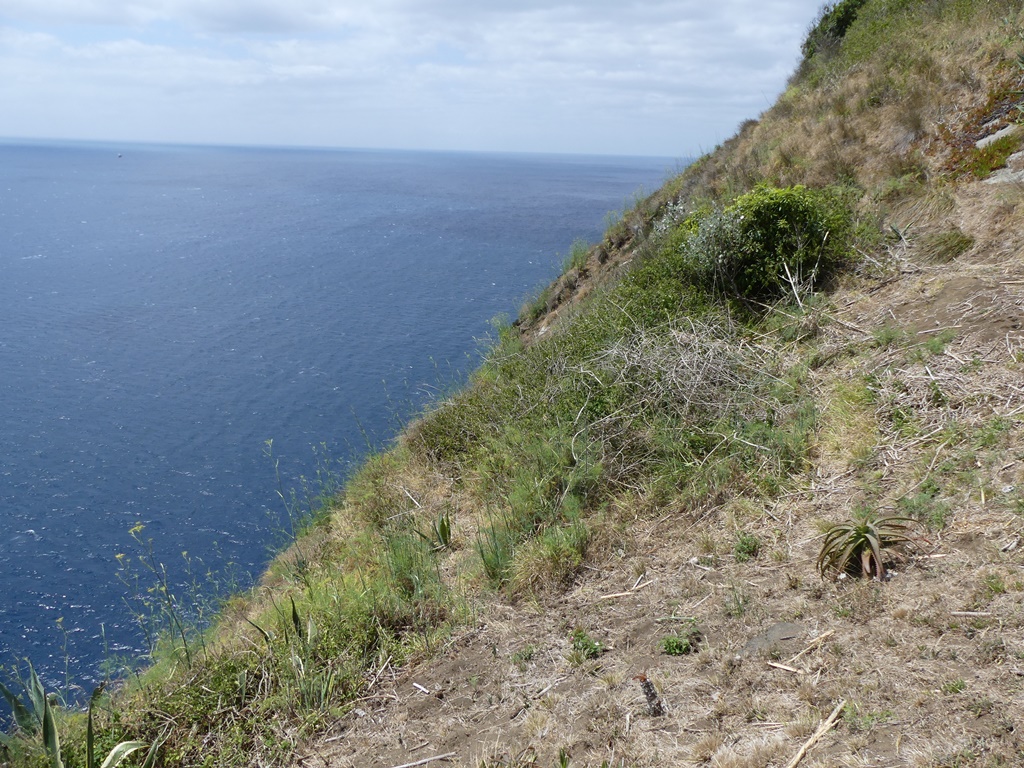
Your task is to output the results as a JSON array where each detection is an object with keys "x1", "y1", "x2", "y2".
[
  {"x1": 667, "y1": 185, "x2": 853, "y2": 305},
  {"x1": 723, "y1": 185, "x2": 853, "y2": 302}
]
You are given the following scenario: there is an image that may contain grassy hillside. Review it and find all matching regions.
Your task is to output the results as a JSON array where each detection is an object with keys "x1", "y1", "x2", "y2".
[{"x1": 4, "y1": 1, "x2": 1024, "y2": 766}]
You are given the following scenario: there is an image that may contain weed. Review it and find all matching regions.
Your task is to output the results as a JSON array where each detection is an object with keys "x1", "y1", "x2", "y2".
[
  {"x1": 898, "y1": 486, "x2": 952, "y2": 530},
  {"x1": 568, "y1": 629, "x2": 603, "y2": 664},
  {"x1": 982, "y1": 572, "x2": 1007, "y2": 597},
  {"x1": 843, "y1": 702, "x2": 895, "y2": 731},
  {"x1": 660, "y1": 621, "x2": 702, "y2": 656},
  {"x1": 725, "y1": 585, "x2": 750, "y2": 617},
  {"x1": 918, "y1": 328, "x2": 957, "y2": 357},
  {"x1": 733, "y1": 531, "x2": 762, "y2": 563},
  {"x1": 974, "y1": 416, "x2": 1012, "y2": 449},
  {"x1": 562, "y1": 239, "x2": 591, "y2": 273},
  {"x1": 116, "y1": 524, "x2": 204, "y2": 668},
  {"x1": 511, "y1": 645, "x2": 536, "y2": 671},
  {"x1": 941, "y1": 678, "x2": 967, "y2": 695},
  {"x1": 872, "y1": 324, "x2": 906, "y2": 348}
]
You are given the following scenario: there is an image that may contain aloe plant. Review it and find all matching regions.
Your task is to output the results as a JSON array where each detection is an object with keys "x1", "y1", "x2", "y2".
[
  {"x1": 0, "y1": 664, "x2": 161, "y2": 768},
  {"x1": 816, "y1": 508, "x2": 917, "y2": 580}
]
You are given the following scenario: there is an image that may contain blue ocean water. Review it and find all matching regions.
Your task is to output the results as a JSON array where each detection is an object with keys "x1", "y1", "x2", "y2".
[{"x1": 0, "y1": 141, "x2": 673, "y2": 692}]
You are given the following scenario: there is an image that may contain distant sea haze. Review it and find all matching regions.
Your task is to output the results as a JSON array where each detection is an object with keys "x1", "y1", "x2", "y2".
[{"x1": 0, "y1": 142, "x2": 673, "y2": 690}]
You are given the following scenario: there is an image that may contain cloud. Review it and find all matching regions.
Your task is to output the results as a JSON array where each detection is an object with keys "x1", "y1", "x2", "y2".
[{"x1": 0, "y1": 1, "x2": 823, "y2": 154}]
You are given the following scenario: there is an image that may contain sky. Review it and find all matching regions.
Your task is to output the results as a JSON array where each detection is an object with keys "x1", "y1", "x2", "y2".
[{"x1": 0, "y1": 1, "x2": 825, "y2": 157}]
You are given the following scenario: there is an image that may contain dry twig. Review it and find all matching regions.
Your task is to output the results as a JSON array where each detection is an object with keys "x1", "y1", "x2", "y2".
[{"x1": 784, "y1": 699, "x2": 845, "y2": 768}]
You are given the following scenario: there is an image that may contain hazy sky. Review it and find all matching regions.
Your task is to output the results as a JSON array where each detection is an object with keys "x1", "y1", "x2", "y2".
[{"x1": 0, "y1": 1, "x2": 824, "y2": 156}]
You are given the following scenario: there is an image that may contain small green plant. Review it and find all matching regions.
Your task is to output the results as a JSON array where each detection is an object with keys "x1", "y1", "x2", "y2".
[
  {"x1": 733, "y1": 531, "x2": 762, "y2": 562},
  {"x1": 419, "y1": 509, "x2": 454, "y2": 551},
  {"x1": 569, "y1": 628, "x2": 603, "y2": 663},
  {"x1": 660, "y1": 621, "x2": 702, "y2": 656},
  {"x1": 816, "y1": 508, "x2": 918, "y2": 580},
  {"x1": 982, "y1": 572, "x2": 1007, "y2": 597},
  {"x1": 919, "y1": 328, "x2": 957, "y2": 357},
  {"x1": 898, "y1": 488, "x2": 951, "y2": 530},
  {"x1": 511, "y1": 645, "x2": 536, "y2": 671},
  {"x1": 941, "y1": 678, "x2": 967, "y2": 695},
  {"x1": 842, "y1": 702, "x2": 895, "y2": 731},
  {"x1": 562, "y1": 239, "x2": 591, "y2": 273},
  {"x1": 725, "y1": 585, "x2": 750, "y2": 617},
  {"x1": 872, "y1": 324, "x2": 906, "y2": 348},
  {"x1": 966, "y1": 134, "x2": 1022, "y2": 178}
]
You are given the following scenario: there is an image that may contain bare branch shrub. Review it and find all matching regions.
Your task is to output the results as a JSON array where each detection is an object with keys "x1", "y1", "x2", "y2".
[{"x1": 597, "y1": 317, "x2": 778, "y2": 426}]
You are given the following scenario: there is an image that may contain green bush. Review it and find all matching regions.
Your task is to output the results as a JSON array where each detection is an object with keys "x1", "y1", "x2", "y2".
[
  {"x1": 725, "y1": 185, "x2": 853, "y2": 302},
  {"x1": 671, "y1": 185, "x2": 852, "y2": 305},
  {"x1": 570, "y1": 629, "x2": 603, "y2": 660},
  {"x1": 802, "y1": 0, "x2": 870, "y2": 59}
]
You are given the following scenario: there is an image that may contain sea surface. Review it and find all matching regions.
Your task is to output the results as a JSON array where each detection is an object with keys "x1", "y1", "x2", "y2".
[{"x1": 0, "y1": 141, "x2": 673, "y2": 694}]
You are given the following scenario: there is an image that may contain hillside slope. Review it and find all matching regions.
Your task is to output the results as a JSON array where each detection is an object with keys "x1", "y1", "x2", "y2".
[
  {"x1": 4, "y1": 2, "x2": 1023, "y2": 767},
  {"x1": 292, "y1": 2, "x2": 1024, "y2": 766}
]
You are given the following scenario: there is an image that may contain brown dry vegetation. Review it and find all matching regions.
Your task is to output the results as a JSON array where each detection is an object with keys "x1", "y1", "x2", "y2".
[{"x1": 4, "y1": 2, "x2": 1024, "y2": 768}]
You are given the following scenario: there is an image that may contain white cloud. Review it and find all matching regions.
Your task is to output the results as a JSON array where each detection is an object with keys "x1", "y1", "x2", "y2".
[{"x1": 0, "y1": 1, "x2": 824, "y2": 155}]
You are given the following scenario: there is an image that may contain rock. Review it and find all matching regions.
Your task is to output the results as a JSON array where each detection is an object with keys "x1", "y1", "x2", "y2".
[
  {"x1": 975, "y1": 124, "x2": 1022, "y2": 149},
  {"x1": 739, "y1": 622, "x2": 806, "y2": 657},
  {"x1": 982, "y1": 168, "x2": 1024, "y2": 185}
]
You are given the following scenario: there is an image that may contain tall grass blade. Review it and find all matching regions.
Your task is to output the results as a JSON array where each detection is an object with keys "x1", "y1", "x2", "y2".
[
  {"x1": 245, "y1": 617, "x2": 273, "y2": 648},
  {"x1": 0, "y1": 678, "x2": 36, "y2": 733},
  {"x1": 97, "y1": 741, "x2": 147, "y2": 768},
  {"x1": 138, "y1": 728, "x2": 169, "y2": 768},
  {"x1": 27, "y1": 664, "x2": 47, "y2": 729},
  {"x1": 290, "y1": 597, "x2": 303, "y2": 642},
  {"x1": 41, "y1": 692, "x2": 63, "y2": 768},
  {"x1": 87, "y1": 695, "x2": 96, "y2": 768}
]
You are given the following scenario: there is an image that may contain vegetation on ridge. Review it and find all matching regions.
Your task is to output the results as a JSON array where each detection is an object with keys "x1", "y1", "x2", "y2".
[{"x1": 3, "y1": 0, "x2": 1024, "y2": 765}]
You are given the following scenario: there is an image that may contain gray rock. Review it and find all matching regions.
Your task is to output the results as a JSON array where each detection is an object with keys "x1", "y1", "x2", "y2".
[
  {"x1": 976, "y1": 124, "x2": 1021, "y2": 149},
  {"x1": 982, "y1": 168, "x2": 1024, "y2": 185},
  {"x1": 739, "y1": 621, "x2": 806, "y2": 657}
]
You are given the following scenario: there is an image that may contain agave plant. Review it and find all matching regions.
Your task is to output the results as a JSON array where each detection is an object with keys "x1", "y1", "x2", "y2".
[
  {"x1": 816, "y1": 508, "x2": 917, "y2": 580},
  {"x1": 0, "y1": 664, "x2": 161, "y2": 768}
]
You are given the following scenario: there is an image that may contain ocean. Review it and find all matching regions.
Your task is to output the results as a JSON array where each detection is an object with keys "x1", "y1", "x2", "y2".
[{"x1": 0, "y1": 141, "x2": 673, "y2": 694}]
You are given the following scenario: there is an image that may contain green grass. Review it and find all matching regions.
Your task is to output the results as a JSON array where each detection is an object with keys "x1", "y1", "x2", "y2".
[{"x1": 966, "y1": 134, "x2": 1022, "y2": 178}]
